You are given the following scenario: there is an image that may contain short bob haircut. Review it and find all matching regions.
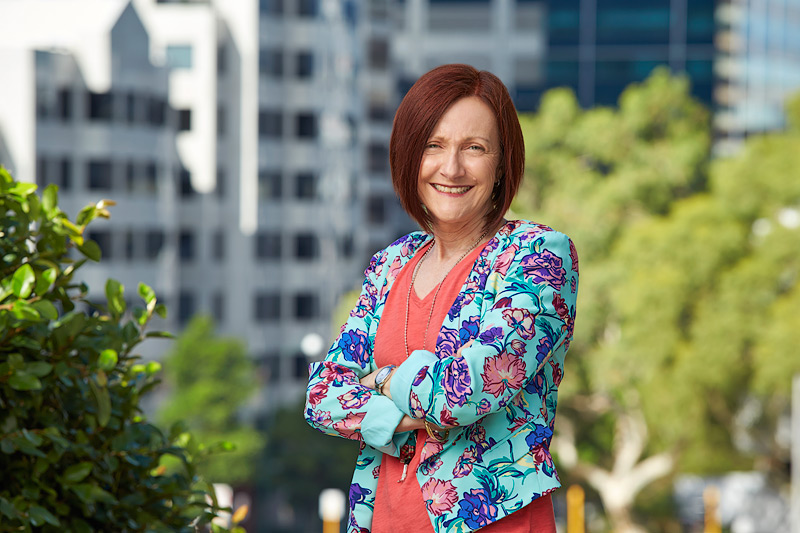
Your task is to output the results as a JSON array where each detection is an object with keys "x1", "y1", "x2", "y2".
[{"x1": 390, "y1": 64, "x2": 525, "y2": 232}]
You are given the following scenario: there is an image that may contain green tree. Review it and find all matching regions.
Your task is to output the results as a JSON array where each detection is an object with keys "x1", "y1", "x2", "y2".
[
  {"x1": 0, "y1": 168, "x2": 231, "y2": 532},
  {"x1": 158, "y1": 315, "x2": 264, "y2": 486},
  {"x1": 515, "y1": 70, "x2": 800, "y2": 531}
]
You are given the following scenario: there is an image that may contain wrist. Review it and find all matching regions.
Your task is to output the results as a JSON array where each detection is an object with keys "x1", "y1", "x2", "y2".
[{"x1": 374, "y1": 365, "x2": 396, "y2": 395}]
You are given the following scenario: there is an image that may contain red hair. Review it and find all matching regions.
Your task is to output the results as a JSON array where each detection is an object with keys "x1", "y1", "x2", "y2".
[{"x1": 389, "y1": 64, "x2": 525, "y2": 232}]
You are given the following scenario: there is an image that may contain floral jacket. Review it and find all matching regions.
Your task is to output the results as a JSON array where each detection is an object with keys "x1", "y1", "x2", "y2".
[{"x1": 305, "y1": 220, "x2": 579, "y2": 533}]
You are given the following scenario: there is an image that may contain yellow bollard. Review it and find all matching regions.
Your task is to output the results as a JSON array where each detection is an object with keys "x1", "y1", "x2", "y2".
[
  {"x1": 566, "y1": 484, "x2": 585, "y2": 533},
  {"x1": 703, "y1": 485, "x2": 721, "y2": 533}
]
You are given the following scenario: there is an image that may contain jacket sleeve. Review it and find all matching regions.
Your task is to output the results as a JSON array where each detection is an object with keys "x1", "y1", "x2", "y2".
[
  {"x1": 304, "y1": 251, "x2": 409, "y2": 455},
  {"x1": 388, "y1": 230, "x2": 578, "y2": 428}
]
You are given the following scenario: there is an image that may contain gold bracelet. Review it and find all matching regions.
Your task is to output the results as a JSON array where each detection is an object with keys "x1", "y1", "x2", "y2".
[{"x1": 424, "y1": 419, "x2": 450, "y2": 442}]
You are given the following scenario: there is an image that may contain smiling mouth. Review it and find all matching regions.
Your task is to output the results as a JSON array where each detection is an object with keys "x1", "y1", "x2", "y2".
[{"x1": 432, "y1": 184, "x2": 472, "y2": 194}]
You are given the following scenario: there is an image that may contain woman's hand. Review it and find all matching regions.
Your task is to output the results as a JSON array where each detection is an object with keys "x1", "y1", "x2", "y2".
[
  {"x1": 360, "y1": 369, "x2": 379, "y2": 390},
  {"x1": 396, "y1": 415, "x2": 425, "y2": 433}
]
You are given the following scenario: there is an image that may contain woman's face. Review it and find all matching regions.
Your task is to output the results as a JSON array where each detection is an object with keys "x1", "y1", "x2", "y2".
[{"x1": 418, "y1": 96, "x2": 500, "y2": 232}]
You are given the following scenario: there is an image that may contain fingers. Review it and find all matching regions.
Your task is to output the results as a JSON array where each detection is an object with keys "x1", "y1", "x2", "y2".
[{"x1": 456, "y1": 339, "x2": 474, "y2": 357}]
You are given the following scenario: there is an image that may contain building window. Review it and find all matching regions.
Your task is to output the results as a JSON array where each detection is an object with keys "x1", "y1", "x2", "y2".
[
  {"x1": 87, "y1": 92, "x2": 113, "y2": 121},
  {"x1": 179, "y1": 229, "x2": 195, "y2": 261},
  {"x1": 166, "y1": 45, "x2": 193, "y2": 69},
  {"x1": 178, "y1": 290, "x2": 196, "y2": 325},
  {"x1": 125, "y1": 93, "x2": 136, "y2": 123},
  {"x1": 212, "y1": 229, "x2": 225, "y2": 260},
  {"x1": 368, "y1": 38, "x2": 389, "y2": 70},
  {"x1": 148, "y1": 97, "x2": 166, "y2": 126},
  {"x1": 259, "y1": 110, "x2": 283, "y2": 137},
  {"x1": 296, "y1": 112, "x2": 317, "y2": 139},
  {"x1": 217, "y1": 45, "x2": 227, "y2": 75},
  {"x1": 178, "y1": 167, "x2": 194, "y2": 197},
  {"x1": 87, "y1": 160, "x2": 113, "y2": 191},
  {"x1": 59, "y1": 158, "x2": 72, "y2": 191},
  {"x1": 298, "y1": 0, "x2": 318, "y2": 17},
  {"x1": 259, "y1": 0, "x2": 283, "y2": 15},
  {"x1": 87, "y1": 230, "x2": 113, "y2": 260},
  {"x1": 145, "y1": 162, "x2": 157, "y2": 193},
  {"x1": 125, "y1": 161, "x2": 136, "y2": 192},
  {"x1": 178, "y1": 109, "x2": 192, "y2": 131},
  {"x1": 255, "y1": 232, "x2": 281, "y2": 259},
  {"x1": 340, "y1": 234, "x2": 354, "y2": 258},
  {"x1": 259, "y1": 49, "x2": 284, "y2": 77},
  {"x1": 368, "y1": 143, "x2": 388, "y2": 173},
  {"x1": 295, "y1": 172, "x2": 316, "y2": 199},
  {"x1": 367, "y1": 195, "x2": 386, "y2": 224},
  {"x1": 124, "y1": 229, "x2": 135, "y2": 260},
  {"x1": 254, "y1": 293, "x2": 281, "y2": 321},
  {"x1": 145, "y1": 230, "x2": 165, "y2": 259},
  {"x1": 293, "y1": 293, "x2": 318, "y2": 320},
  {"x1": 57, "y1": 88, "x2": 72, "y2": 121},
  {"x1": 296, "y1": 51, "x2": 314, "y2": 79},
  {"x1": 212, "y1": 291, "x2": 225, "y2": 323},
  {"x1": 295, "y1": 233, "x2": 319, "y2": 260},
  {"x1": 216, "y1": 168, "x2": 226, "y2": 198},
  {"x1": 217, "y1": 105, "x2": 226, "y2": 137},
  {"x1": 259, "y1": 171, "x2": 282, "y2": 200}
]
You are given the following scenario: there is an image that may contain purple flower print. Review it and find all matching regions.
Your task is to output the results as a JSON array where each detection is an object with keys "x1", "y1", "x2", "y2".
[
  {"x1": 479, "y1": 327, "x2": 503, "y2": 344},
  {"x1": 413, "y1": 366, "x2": 429, "y2": 386},
  {"x1": 349, "y1": 483, "x2": 372, "y2": 510},
  {"x1": 338, "y1": 387, "x2": 371, "y2": 409},
  {"x1": 436, "y1": 327, "x2": 460, "y2": 358},
  {"x1": 520, "y1": 250, "x2": 566, "y2": 290},
  {"x1": 536, "y1": 336, "x2": 554, "y2": 365},
  {"x1": 337, "y1": 329, "x2": 369, "y2": 368},
  {"x1": 457, "y1": 488, "x2": 498, "y2": 529},
  {"x1": 476, "y1": 398, "x2": 491, "y2": 415},
  {"x1": 442, "y1": 357, "x2": 473, "y2": 407},
  {"x1": 459, "y1": 316, "x2": 480, "y2": 344},
  {"x1": 502, "y1": 309, "x2": 536, "y2": 340},
  {"x1": 525, "y1": 424, "x2": 554, "y2": 449},
  {"x1": 447, "y1": 295, "x2": 466, "y2": 320}
]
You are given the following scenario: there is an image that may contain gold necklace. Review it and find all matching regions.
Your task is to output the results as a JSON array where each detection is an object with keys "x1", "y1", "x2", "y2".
[{"x1": 403, "y1": 229, "x2": 489, "y2": 359}]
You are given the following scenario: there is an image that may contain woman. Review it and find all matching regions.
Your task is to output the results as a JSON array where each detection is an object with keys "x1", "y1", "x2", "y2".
[{"x1": 305, "y1": 64, "x2": 578, "y2": 532}]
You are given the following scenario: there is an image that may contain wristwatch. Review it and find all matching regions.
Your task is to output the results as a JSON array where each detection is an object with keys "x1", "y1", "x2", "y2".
[{"x1": 374, "y1": 365, "x2": 396, "y2": 395}]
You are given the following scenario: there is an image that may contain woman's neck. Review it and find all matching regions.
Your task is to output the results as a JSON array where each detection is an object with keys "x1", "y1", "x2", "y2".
[{"x1": 429, "y1": 219, "x2": 499, "y2": 262}]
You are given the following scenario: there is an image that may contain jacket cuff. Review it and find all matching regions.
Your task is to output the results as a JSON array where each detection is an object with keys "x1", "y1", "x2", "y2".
[
  {"x1": 360, "y1": 394, "x2": 405, "y2": 453},
  {"x1": 389, "y1": 349, "x2": 438, "y2": 417}
]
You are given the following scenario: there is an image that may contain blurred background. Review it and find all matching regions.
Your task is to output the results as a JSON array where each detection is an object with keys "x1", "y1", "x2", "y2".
[{"x1": 1, "y1": 0, "x2": 799, "y2": 531}]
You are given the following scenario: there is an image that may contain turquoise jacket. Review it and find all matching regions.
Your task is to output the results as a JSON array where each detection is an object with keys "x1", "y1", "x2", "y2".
[{"x1": 305, "y1": 220, "x2": 579, "y2": 532}]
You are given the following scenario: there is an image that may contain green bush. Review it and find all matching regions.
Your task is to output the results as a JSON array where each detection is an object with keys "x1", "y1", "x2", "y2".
[{"x1": 0, "y1": 167, "x2": 232, "y2": 532}]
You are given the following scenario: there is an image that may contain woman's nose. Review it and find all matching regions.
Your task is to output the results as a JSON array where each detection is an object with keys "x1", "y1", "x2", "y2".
[{"x1": 440, "y1": 149, "x2": 465, "y2": 179}]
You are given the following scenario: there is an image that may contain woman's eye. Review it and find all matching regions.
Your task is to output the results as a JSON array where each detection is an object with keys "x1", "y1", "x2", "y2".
[
  {"x1": 467, "y1": 145, "x2": 485, "y2": 152},
  {"x1": 425, "y1": 143, "x2": 440, "y2": 149}
]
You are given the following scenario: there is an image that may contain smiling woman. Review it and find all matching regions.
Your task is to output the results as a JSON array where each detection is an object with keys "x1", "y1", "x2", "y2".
[{"x1": 305, "y1": 64, "x2": 579, "y2": 533}]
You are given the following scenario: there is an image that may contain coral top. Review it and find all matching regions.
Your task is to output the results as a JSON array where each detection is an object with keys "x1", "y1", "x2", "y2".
[{"x1": 371, "y1": 241, "x2": 555, "y2": 532}]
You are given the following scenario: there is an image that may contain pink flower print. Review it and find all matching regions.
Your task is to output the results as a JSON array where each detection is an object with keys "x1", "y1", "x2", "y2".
[
  {"x1": 493, "y1": 296, "x2": 513, "y2": 309},
  {"x1": 569, "y1": 238, "x2": 579, "y2": 274},
  {"x1": 306, "y1": 408, "x2": 333, "y2": 427},
  {"x1": 452, "y1": 446, "x2": 478, "y2": 478},
  {"x1": 319, "y1": 363, "x2": 350, "y2": 386},
  {"x1": 550, "y1": 359, "x2": 563, "y2": 386},
  {"x1": 440, "y1": 406, "x2": 458, "y2": 428},
  {"x1": 333, "y1": 412, "x2": 365, "y2": 440},
  {"x1": 481, "y1": 351, "x2": 526, "y2": 397},
  {"x1": 420, "y1": 440, "x2": 444, "y2": 464},
  {"x1": 552, "y1": 292, "x2": 573, "y2": 332},
  {"x1": 409, "y1": 392, "x2": 426, "y2": 418},
  {"x1": 508, "y1": 338, "x2": 526, "y2": 356},
  {"x1": 421, "y1": 479, "x2": 458, "y2": 517},
  {"x1": 338, "y1": 387, "x2": 371, "y2": 409},
  {"x1": 387, "y1": 256, "x2": 403, "y2": 281},
  {"x1": 494, "y1": 243, "x2": 519, "y2": 277},
  {"x1": 372, "y1": 465, "x2": 381, "y2": 479},
  {"x1": 502, "y1": 308, "x2": 536, "y2": 339},
  {"x1": 307, "y1": 381, "x2": 328, "y2": 407}
]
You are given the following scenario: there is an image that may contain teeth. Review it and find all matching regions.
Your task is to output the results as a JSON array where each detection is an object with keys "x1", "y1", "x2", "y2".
[{"x1": 433, "y1": 184, "x2": 471, "y2": 194}]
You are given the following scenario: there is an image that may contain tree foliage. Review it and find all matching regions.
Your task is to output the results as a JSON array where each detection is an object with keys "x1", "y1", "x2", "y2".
[
  {"x1": 0, "y1": 168, "x2": 229, "y2": 532},
  {"x1": 514, "y1": 70, "x2": 800, "y2": 530},
  {"x1": 158, "y1": 315, "x2": 265, "y2": 486}
]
